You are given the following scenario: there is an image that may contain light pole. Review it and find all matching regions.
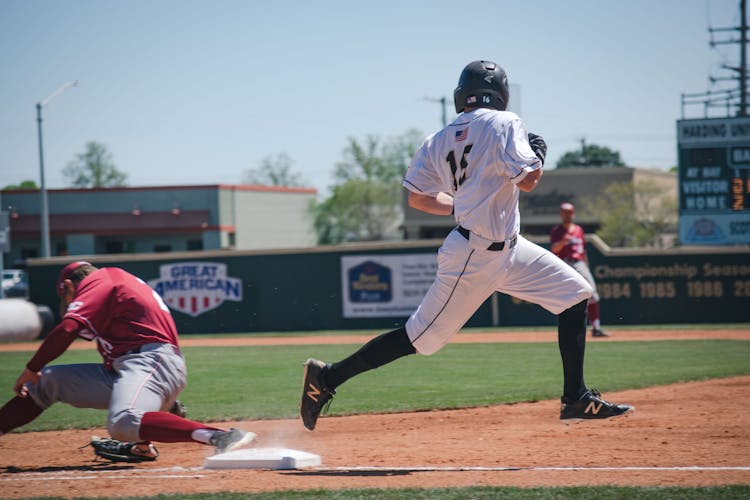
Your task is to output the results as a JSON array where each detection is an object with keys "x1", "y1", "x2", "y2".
[{"x1": 36, "y1": 80, "x2": 78, "y2": 258}]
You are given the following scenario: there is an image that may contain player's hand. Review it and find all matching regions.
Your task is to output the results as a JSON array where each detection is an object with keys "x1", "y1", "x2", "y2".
[
  {"x1": 528, "y1": 133, "x2": 547, "y2": 165},
  {"x1": 13, "y1": 368, "x2": 40, "y2": 398}
]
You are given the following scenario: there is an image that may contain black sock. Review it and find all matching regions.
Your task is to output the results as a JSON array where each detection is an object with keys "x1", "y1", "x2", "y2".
[
  {"x1": 558, "y1": 299, "x2": 588, "y2": 401},
  {"x1": 324, "y1": 327, "x2": 416, "y2": 390}
]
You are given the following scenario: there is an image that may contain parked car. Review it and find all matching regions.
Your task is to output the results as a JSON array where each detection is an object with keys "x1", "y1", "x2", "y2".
[{"x1": 2, "y1": 269, "x2": 28, "y2": 298}]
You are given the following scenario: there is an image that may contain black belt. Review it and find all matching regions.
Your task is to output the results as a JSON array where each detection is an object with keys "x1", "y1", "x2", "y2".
[{"x1": 457, "y1": 226, "x2": 517, "y2": 251}]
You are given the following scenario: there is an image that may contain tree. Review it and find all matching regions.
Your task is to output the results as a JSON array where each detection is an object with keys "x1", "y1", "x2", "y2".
[
  {"x1": 583, "y1": 181, "x2": 677, "y2": 247},
  {"x1": 63, "y1": 141, "x2": 127, "y2": 188},
  {"x1": 242, "y1": 153, "x2": 308, "y2": 187},
  {"x1": 3, "y1": 180, "x2": 38, "y2": 190},
  {"x1": 556, "y1": 140, "x2": 625, "y2": 169},
  {"x1": 313, "y1": 179, "x2": 398, "y2": 244},
  {"x1": 313, "y1": 129, "x2": 423, "y2": 244}
]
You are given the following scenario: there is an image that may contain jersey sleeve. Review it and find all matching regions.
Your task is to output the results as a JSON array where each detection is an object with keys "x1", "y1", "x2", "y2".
[
  {"x1": 498, "y1": 117, "x2": 542, "y2": 185},
  {"x1": 580, "y1": 229, "x2": 588, "y2": 258},
  {"x1": 550, "y1": 225, "x2": 563, "y2": 245},
  {"x1": 26, "y1": 318, "x2": 80, "y2": 372},
  {"x1": 403, "y1": 135, "x2": 452, "y2": 195},
  {"x1": 63, "y1": 272, "x2": 114, "y2": 337}
]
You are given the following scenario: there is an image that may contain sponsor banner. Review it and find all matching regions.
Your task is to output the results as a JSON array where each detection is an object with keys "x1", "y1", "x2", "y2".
[
  {"x1": 679, "y1": 213, "x2": 750, "y2": 245},
  {"x1": 341, "y1": 254, "x2": 436, "y2": 318},
  {"x1": 148, "y1": 261, "x2": 243, "y2": 317}
]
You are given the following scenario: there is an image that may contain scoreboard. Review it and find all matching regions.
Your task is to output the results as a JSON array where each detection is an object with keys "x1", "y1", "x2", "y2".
[{"x1": 677, "y1": 116, "x2": 750, "y2": 245}]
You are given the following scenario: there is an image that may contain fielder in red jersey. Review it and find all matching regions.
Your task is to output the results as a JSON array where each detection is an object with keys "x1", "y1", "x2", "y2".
[
  {"x1": 550, "y1": 203, "x2": 610, "y2": 337},
  {"x1": 0, "y1": 262, "x2": 256, "y2": 462}
]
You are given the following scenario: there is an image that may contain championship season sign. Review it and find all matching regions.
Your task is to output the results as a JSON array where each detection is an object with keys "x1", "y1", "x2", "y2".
[
  {"x1": 341, "y1": 254, "x2": 437, "y2": 318},
  {"x1": 677, "y1": 116, "x2": 750, "y2": 245},
  {"x1": 148, "y1": 262, "x2": 242, "y2": 317}
]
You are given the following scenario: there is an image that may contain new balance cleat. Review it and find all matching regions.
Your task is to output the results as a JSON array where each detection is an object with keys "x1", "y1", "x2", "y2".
[
  {"x1": 300, "y1": 358, "x2": 335, "y2": 431},
  {"x1": 592, "y1": 328, "x2": 610, "y2": 337},
  {"x1": 560, "y1": 389, "x2": 633, "y2": 420},
  {"x1": 209, "y1": 428, "x2": 257, "y2": 454},
  {"x1": 89, "y1": 436, "x2": 159, "y2": 463}
]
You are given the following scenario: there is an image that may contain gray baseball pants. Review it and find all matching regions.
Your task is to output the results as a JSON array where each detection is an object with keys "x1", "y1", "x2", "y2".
[{"x1": 26, "y1": 343, "x2": 186, "y2": 442}]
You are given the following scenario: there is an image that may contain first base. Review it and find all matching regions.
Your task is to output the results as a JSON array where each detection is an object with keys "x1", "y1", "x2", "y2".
[{"x1": 204, "y1": 447, "x2": 322, "y2": 470}]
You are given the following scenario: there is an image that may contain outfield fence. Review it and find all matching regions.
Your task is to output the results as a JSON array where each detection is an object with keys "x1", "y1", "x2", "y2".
[{"x1": 24, "y1": 236, "x2": 750, "y2": 334}]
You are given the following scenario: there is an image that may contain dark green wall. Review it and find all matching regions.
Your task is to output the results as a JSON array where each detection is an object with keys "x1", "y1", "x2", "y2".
[
  {"x1": 27, "y1": 240, "x2": 750, "y2": 335},
  {"x1": 584, "y1": 243, "x2": 750, "y2": 324}
]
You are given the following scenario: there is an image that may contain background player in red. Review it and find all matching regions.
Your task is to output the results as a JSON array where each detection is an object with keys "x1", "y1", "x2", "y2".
[
  {"x1": 0, "y1": 261, "x2": 256, "y2": 462},
  {"x1": 550, "y1": 202, "x2": 609, "y2": 337}
]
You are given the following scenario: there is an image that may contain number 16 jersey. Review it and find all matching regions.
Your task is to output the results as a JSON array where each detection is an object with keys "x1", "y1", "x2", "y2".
[{"x1": 403, "y1": 108, "x2": 542, "y2": 242}]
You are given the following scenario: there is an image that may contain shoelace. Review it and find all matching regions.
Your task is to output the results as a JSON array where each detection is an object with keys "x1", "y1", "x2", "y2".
[
  {"x1": 314, "y1": 386, "x2": 335, "y2": 415},
  {"x1": 589, "y1": 388, "x2": 613, "y2": 405},
  {"x1": 321, "y1": 395, "x2": 335, "y2": 415}
]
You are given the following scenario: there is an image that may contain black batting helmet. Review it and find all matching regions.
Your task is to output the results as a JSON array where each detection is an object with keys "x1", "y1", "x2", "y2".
[{"x1": 453, "y1": 60, "x2": 510, "y2": 113}]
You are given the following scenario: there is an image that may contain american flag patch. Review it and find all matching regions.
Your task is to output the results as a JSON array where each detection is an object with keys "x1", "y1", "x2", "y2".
[{"x1": 455, "y1": 129, "x2": 468, "y2": 142}]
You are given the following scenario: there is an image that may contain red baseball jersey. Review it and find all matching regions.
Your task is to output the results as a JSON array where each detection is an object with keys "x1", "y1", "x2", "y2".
[
  {"x1": 63, "y1": 267, "x2": 179, "y2": 367},
  {"x1": 549, "y1": 223, "x2": 586, "y2": 262}
]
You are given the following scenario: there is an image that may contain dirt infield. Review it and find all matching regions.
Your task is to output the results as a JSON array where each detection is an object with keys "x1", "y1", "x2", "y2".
[{"x1": 0, "y1": 329, "x2": 748, "y2": 498}]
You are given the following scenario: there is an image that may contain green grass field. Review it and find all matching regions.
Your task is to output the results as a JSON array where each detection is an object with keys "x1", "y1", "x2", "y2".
[
  {"x1": 2, "y1": 337, "x2": 748, "y2": 431},
  {"x1": 1, "y1": 329, "x2": 748, "y2": 499}
]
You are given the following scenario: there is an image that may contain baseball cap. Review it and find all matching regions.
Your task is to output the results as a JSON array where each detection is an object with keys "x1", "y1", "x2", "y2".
[
  {"x1": 56, "y1": 261, "x2": 92, "y2": 297},
  {"x1": 560, "y1": 202, "x2": 575, "y2": 211}
]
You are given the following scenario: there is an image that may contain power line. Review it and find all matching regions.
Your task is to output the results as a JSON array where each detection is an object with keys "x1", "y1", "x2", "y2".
[{"x1": 683, "y1": 0, "x2": 748, "y2": 118}]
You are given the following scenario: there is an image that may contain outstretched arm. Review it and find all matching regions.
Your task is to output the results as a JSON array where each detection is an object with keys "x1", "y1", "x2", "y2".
[
  {"x1": 13, "y1": 368, "x2": 40, "y2": 398},
  {"x1": 15, "y1": 318, "x2": 80, "y2": 396}
]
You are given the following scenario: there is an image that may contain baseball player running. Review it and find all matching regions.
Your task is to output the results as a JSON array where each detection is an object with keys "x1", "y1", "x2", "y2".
[
  {"x1": 0, "y1": 262, "x2": 256, "y2": 462},
  {"x1": 550, "y1": 202, "x2": 609, "y2": 337},
  {"x1": 300, "y1": 60, "x2": 633, "y2": 431}
]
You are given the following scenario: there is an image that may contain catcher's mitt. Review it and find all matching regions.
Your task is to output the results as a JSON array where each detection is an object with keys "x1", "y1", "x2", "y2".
[{"x1": 88, "y1": 436, "x2": 159, "y2": 463}]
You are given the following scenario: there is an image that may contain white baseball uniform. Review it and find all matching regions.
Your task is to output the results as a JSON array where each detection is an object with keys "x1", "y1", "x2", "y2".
[{"x1": 402, "y1": 108, "x2": 592, "y2": 355}]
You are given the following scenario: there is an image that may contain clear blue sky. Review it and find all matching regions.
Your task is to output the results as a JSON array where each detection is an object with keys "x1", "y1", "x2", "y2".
[{"x1": 0, "y1": 0, "x2": 742, "y2": 195}]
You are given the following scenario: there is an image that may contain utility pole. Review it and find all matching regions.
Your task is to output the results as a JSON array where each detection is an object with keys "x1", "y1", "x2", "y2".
[
  {"x1": 707, "y1": 0, "x2": 748, "y2": 116},
  {"x1": 424, "y1": 96, "x2": 447, "y2": 127},
  {"x1": 36, "y1": 80, "x2": 78, "y2": 258}
]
